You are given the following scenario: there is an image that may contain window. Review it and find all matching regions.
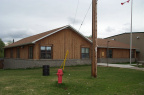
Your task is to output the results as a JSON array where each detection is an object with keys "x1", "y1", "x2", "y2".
[
  {"x1": 29, "y1": 46, "x2": 33, "y2": 59},
  {"x1": 40, "y1": 46, "x2": 52, "y2": 59},
  {"x1": 131, "y1": 49, "x2": 135, "y2": 58},
  {"x1": 109, "y1": 49, "x2": 113, "y2": 58},
  {"x1": 107, "y1": 49, "x2": 113, "y2": 58},
  {"x1": 10, "y1": 48, "x2": 13, "y2": 58},
  {"x1": 81, "y1": 48, "x2": 89, "y2": 59},
  {"x1": 17, "y1": 48, "x2": 20, "y2": 58}
]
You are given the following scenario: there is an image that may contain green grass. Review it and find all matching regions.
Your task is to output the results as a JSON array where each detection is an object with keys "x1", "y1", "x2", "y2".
[
  {"x1": 132, "y1": 65, "x2": 144, "y2": 68},
  {"x1": 0, "y1": 65, "x2": 144, "y2": 95}
]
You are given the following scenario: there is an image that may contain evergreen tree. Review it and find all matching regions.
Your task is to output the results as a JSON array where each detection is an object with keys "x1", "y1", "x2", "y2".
[{"x1": 0, "y1": 38, "x2": 5, "y2": 58}]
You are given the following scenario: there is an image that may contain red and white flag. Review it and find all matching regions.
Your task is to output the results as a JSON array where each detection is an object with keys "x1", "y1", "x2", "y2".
[{"x1": 121, "y1": 0, "x2": 130, "y2": 5}]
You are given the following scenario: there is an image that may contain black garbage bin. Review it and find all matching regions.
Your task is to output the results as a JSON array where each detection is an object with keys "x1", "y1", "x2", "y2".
[{"x1": 43, "y1": 65, "x2": 50, "y2": 76}]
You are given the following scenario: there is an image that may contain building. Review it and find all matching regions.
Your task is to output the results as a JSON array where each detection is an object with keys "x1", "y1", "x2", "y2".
[
  {"x1": 105, "y1": 32, "x2": 144, "y2": 61},
  {"x1": 4, "y1": 25, "x2": 136, "y2": 69},
  {"x1": 90, "y1": 38, "x2": 136, "y2": 63}
]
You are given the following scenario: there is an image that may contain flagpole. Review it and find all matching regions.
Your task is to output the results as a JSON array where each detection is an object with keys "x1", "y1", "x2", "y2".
[
  {"x1": 121, "y1": 0, "x2": 133, "y2": 65},
  {"x1": 130, "y1": 0, "x2": 133, "y2": 65}
]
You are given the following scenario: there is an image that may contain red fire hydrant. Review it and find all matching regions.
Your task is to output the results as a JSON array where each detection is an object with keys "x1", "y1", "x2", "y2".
[{"x1": 57, "y1": 69, "x2": 63, "y2": 84}]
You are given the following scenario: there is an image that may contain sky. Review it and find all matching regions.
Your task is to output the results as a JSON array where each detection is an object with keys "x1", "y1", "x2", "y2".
[{"x1": 0, "y1": 0, "x2": 144, "y2": 43}]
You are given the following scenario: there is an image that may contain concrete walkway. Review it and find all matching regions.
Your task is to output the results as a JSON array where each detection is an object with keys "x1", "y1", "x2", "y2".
[{"x1": 97, "y1": 63, "x2": 144, "y2": 71}]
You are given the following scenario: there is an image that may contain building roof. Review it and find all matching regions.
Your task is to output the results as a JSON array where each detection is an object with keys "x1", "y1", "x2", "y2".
[
  {"x1": 4, "y1": 25, "x2": 92, "y2": 48},
  {"x1": 5, "y1": 25, "x2": 136, "y2": 49},
  {"x1": 88, "y1": 38, "x2": 136, "y2": 49},
  {"x1": 105, "y1": 32, "x2": 144, "y2": 39}
]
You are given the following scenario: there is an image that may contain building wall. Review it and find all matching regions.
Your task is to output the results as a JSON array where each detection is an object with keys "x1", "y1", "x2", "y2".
[
  {"x1": 4, "y1": 59, "x2": 91, "y2": 69},
  {"x1": 5, "y1": 45, "x2": 34, "y2": 59},
  {"x1": 5, "y1": 29, "x2": 91, "y2": 60},
  {"x1": 3, "y1": 58, "x2": 136, "y2": 69},
  {"x1": 97, "y1": 48, "x2": 107, "y2": 58},
  {"x1": 34, "y1": 29, "x2": 91, "y2": 60},
  {"x1": 113, "y1": 49, "x2": 129, "y2": 58},
  {"x1": 106, "y1": 33, "x2": 144, "y2": 61},
  {"x1": 4, "y1": 48, "x2": 10, "y2": 58},
  {"x1": 97, "y1": 48, "x2": 135, "y2": 59}
]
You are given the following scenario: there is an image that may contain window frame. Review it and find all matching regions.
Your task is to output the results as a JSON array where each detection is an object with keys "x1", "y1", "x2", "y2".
[
  {"x1": 40, "y1": 46, "x2": 52, "y2": 59},
  {"x1": 81, "y1": 47, "x2": 90, "y2": 59},
  {"x1": 107, "y1": 48, "x2": 113, "y2": 58},
  {"x1": 28, "y1": 46, "x2": 33, "y2": 59}
]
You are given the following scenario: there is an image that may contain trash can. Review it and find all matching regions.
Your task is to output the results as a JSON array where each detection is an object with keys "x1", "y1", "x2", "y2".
[{"x1": 43, "y1": 65, "x2": 50, "y2": 76}]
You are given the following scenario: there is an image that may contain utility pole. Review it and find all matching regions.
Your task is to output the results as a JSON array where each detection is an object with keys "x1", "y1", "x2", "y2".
[{"x1": 91, "y1": 0, "x2": 97, "y2": 78}]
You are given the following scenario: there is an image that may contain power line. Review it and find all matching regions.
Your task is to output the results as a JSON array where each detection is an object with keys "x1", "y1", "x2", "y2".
[
  {"x1": 79, "y1": 2, "x2": 92, "y2": 31},
  {"x1": 73, "y1": 0, "x2": 79, "y2": 26}
]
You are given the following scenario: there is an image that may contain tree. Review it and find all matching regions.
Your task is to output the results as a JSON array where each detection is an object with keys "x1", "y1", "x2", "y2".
[
  {"x1": 0, "y1": 38, "x2": 5, "y2": 58},
  {"x1": 6, "y1": 40, "x2": 13, "y2": 46}
]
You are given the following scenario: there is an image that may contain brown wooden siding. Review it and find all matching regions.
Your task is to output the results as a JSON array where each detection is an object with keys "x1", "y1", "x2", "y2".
[
  {"x1": 4, "y1": 28, "x2": 136, "y2": 60},
  {"x1": 113, "y1": 49, "x2": 129, "y2": 58},
  {"x1": 20, "y1": 46, "x2": 28, "y2": 59},
  {"x1": 5, "y1": 45, "x2": 33, "y2": 59},
  {"x1": 97, "y1": 48, "x2": 107, "y2": 58},
  {"x1": 5, "y1": 48, "x2": 10, "y2": 58},
  {"x1": 35, "y1": 29, "x2": 91, "y2": 60},
  {"x1": 97, "y1": 48, "x2": 136, "y2": 59}
]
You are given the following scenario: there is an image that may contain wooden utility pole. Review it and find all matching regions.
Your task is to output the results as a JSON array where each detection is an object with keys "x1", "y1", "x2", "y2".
[{"x1": 91, "y1": 0, "x2": 97, "y2": 78}]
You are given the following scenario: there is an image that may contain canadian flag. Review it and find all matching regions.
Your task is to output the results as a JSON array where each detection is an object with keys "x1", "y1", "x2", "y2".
[{"x1": 121, "y1": 0, "x2": 130, "y2": 5}]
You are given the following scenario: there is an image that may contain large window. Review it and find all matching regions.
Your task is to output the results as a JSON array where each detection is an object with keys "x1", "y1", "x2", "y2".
[
  {"x1": 41, "y1": 46, "x2": 52, "y2": 59},
  {"x1": 81, "y1": 48, "x2": 89, "y2": 59},
  {"x1": 29, "y1": 46, "x2": 33, "y2": 59},
  {"x1": 17, "y1": 48, "x2": 20, "y2": 58}
]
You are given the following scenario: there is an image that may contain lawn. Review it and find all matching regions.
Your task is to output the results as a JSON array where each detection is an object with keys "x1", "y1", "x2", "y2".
[{"x1": 0, "y1": 65, "x2": 144, "y2": 95}]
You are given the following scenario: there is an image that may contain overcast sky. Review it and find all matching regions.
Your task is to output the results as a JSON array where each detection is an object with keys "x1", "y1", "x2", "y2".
[{"x1": 0, "y1": 0, "x2": 144, "y2": 43}]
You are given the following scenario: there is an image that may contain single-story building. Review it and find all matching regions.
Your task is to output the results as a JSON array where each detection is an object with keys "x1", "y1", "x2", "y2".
[
  {"x1": 95, "y1": 38, "x2": 136, "y2": 63},
  {"x1": 4, "y1": 25, "x2": 136, "y2": 69},
  {"x1": 105, "y1": 32, "x2": 144, "y2": 61}
]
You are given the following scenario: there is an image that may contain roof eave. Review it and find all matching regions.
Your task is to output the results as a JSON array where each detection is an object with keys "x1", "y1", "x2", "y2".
[
  {"x1": 4, "y1": 42, "x2": 34, "y2": 49},
  {"x1": 98, "y1": 46, "x2": 136, "y2": 49}
]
